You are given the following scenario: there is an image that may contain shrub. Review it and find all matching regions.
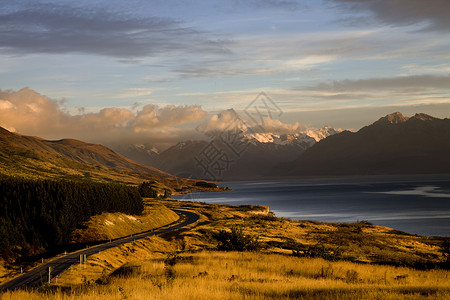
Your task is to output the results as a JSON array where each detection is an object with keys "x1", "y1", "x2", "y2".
[
  {"x1": 138, "y1": 181, "x2": 158, "y2": 198},
  {"x1": 292, "y1": 242, "x2": 343, "y2": 261},
  {"x1": 214, "y1": 225, "x2": 260, "y2": 251},
  {"x1": 163, "y1": 188, "x2": 172, "y2": 199}
]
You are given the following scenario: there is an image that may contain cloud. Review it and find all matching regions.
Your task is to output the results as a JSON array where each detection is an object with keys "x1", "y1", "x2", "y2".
[
  {"x1": 305, "y1": 74, "x2": 450, "y2": 92},
  {"x1": 147, "y1": 29, "x2": 385, "y2": 82},
  {"x1": 103, "y1": 88, "x2": 155, "y2": 99},
  {"x1": 0, "y1": 88, "x2": 207, "y2": 148},
  {"x1": 197, "y1": 108, "x2": 302, "y2": 135},
  {"x1": 0, "y1": 100, "x2": 15, "y2": 110},
  {"x1": 251, "y1": 117, "x2": 301, "y2": 133},
  {"x1": 332, "y1": 0, "x2": 450, "y2": 32},
  {"x1": 196, "y1": 109, "x2": 248, "y2": 134},
  {"x1": 0, "y1": 2, "x2": 230, "y2": 58},
  {"x1": 134, "y1": 104, "x2": 207, "y2": 131},
  {"x1": 241, "y1": 0, "x2": 300, "y2": 10}
]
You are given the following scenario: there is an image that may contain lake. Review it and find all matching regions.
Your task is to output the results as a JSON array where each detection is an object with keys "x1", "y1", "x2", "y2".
[{"x1": 173, "y1": 175, "x2": 450, "y2": 237}]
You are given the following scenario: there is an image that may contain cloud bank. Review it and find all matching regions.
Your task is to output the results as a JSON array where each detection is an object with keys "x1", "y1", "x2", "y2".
[
  {"x1": 0, "y1": 88, "x2": 206, "y2": 148},
  {"x1": 305, "y1": 74, "x2": 450, "y2": 92},
  {"x1": 0, "y1": 2, "x2": 229, "y2": 57},
  {"x1": 197, "y1": 108, "x2": 302, "y2": 135},
  {"x1": 333, "y1": 0, "x2": 450, "y2": 32}
]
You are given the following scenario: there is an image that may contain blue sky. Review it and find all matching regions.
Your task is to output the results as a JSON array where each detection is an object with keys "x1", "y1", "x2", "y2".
[{"x1": 1, "y1": 0, "x2": 450, "y2": 147}]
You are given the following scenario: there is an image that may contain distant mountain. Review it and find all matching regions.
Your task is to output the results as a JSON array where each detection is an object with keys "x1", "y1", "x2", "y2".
[
  {"x1": 0, "y1": 127, "x2": 171, "y2": 183},
  {"x1": 276, "y1": 112, "x2": 450, "y2": 177},
  {"x1": 43, "y1": 139, "x2": 167, "y2": 175},
  {"x1": 113, "y1": 143, "x2": 161, "y2": 168},
  {"x1": 115, "y1": 126, "x2": 341, "y2": 180}
]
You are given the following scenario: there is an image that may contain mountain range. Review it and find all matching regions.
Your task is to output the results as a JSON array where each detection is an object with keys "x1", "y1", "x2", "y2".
[
  {"x1": 276, "y1": 112, "x2": 450, "y2": 177},
  {"x1": 2, "y1": 111, "x2": 448, "y2": 182},
  {"x1": 114, "y1": 126, "x2": 342, "y2": 180},
  {"x1": 114, "y1": 112, "x2": 450, "y2": 179}
]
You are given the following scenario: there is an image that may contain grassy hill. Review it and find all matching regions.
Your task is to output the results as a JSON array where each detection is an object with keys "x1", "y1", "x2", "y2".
[{"x1": 0, "y1": 126, "x2": 170, "y2": 185}]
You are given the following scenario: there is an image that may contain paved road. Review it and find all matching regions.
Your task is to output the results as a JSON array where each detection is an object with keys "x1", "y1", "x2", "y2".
[{"x1": 0, "y1": 209, "x2": 199, "y2": 291}]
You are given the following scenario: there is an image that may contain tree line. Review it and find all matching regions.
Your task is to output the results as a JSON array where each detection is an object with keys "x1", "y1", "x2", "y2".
[{"x1": 0, "y1": 177, "x2": 143, "y2": 261}]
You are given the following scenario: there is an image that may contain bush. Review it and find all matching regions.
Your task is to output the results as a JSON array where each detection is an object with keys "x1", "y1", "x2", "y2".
[
  {"x1": 214, "y1": 225, "x2": 260, "y2": 251},
  {"x1": 292, "y1": 242, "x2": 343, "y2": 261},
  {"x1": 163, "y1": 188, "x2": 172, "y2": 199},
  {"x1": 138, "y1": 181, "x2": 158, "y2": 198},
  {"x1": 441, "y1": 239, "x2": 450, "y2": 266}
]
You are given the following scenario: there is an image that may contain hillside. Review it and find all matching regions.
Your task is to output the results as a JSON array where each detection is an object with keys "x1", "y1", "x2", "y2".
[
  {"x1": 44, "y1": 138, "x2": 168, "y2": 175},
  {"x1": 0, "y1": 126, "x2": 171, "y2": 184},
  {"x1": 278, "y1": 112, "x2": 450, "y2": 177}
]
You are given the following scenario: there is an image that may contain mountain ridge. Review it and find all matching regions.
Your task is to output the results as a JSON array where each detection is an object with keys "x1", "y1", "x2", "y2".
[
  {"x1": 115, "y1": 126, "x2": 342, "y2": 180},
  {"x1": 0, "y1": 127, "x2": 171, "y2": 183},
  {"x1": 277, "y1": 112, "x2": 450, "y2": 177}
]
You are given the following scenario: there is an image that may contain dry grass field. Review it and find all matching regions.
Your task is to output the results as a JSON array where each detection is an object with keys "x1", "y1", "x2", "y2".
[
  {"x1": 2, "y1": 251, "x2": 449, "y2": 299},
  {"x1": 1, "y1": 198, "x2": 449, "y2": 299},
  {"x1": 70, "y1": 203, "x2": 179, "y2": 243}
]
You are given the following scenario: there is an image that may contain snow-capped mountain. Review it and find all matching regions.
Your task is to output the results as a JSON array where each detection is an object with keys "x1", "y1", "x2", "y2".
[
  {"x1": 304, "y1": 126, "x2": 342, "y2": 142},
  {"x1": 242, "y1": 126, "x2": 341, "y2": 146},
  {"x1": 113, "y1": 125, "x2": 342, "y2": 180}
]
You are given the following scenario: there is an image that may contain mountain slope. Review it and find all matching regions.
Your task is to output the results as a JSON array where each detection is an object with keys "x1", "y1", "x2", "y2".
[
  {"x1": 279, "y1": 112, "x2": 450, "y2": 176},
  {"x1": 44, "y1": 139, "x2": 168, "y2": 176},
  {"x1": 0, "y1": 127, "x2": 170, "y2": 183},
  {"x1": 116, "y1": 126, "x2": 341, "y2": 180}
]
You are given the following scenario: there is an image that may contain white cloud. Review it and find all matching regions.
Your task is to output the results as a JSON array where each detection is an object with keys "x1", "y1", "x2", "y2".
[
  {"x1": 0, "y1": 100, "x2": 15, "y2": 110},
  {"x1": 197, "y1": 108, "x2": 302, "y2": 135},
  {"x1": 107, "y1": 88, "x2": 155, "y2": 99},
  {"x1": 196, "y1": 109, "x2": 247, "y2": 134},
  {"x1": 0, "y1": 88, "x2": 207, "y2": 148},
  {"x1": 251, "y1": 117, "x2": 301, "y2": 133}
]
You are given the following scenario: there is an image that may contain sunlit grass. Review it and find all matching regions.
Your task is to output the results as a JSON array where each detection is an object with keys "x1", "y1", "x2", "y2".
[
  {"x1": 70, "y1": 202, "x2": 179, "y2": 243},
  {"x1": 160, "y1": 200, "x2": 445, "y2": 267},
  {"x1": 3, "y1": 251, "x2": 449, "y2": 299}
]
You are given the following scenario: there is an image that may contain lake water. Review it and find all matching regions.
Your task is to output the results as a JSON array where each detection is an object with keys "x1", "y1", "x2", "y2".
[{"x1": 173, "y1": 175, "x2": 450, "y2": 237}]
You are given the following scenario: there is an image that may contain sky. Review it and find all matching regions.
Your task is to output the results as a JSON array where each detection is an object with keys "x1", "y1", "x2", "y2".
[{"x1": 1, "y1": 0, "x2": 450, "y2": 149}]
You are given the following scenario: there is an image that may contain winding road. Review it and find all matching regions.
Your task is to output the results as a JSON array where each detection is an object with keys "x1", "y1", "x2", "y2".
[{"x1": 0, "y1": 209, "x2": 199, "y2": 291}]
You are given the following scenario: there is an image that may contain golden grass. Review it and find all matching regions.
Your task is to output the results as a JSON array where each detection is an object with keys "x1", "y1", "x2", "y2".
[
  {"x1": 70, "y1": 202, "x2": 179, "y2": 243},
  {"x1": 159, "y1": 200, "x2": 445, "y2": 266},
  {"x1": 0, "y1": 153, "x2": 155, "y2": 185},
  {"x1": 50, "y1": 236, "x2": 177, "y2": 287},
  {"x1": 2, "y1": 251, "x2": 449, "y2": 299}
]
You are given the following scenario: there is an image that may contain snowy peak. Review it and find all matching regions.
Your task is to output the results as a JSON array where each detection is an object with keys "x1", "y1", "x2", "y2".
[
  {"x1": 241, "y1": 126, "x2": 341, "y2": 146},
  {"x1": 374, "y1": 112, "x2": 409, "y2": 125},
  {"x1": 242, "y1": 132, "x2": 315, "y2": 147},
  {"x1": 372, "y1": 112, "x2": 441, "y2": 127},
  {"x1": 304, "y1": 126, "x2": 341, "y2": 142},
  {"x1": 410, "y1": 113, "x2": 437, "y2": 121}
]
